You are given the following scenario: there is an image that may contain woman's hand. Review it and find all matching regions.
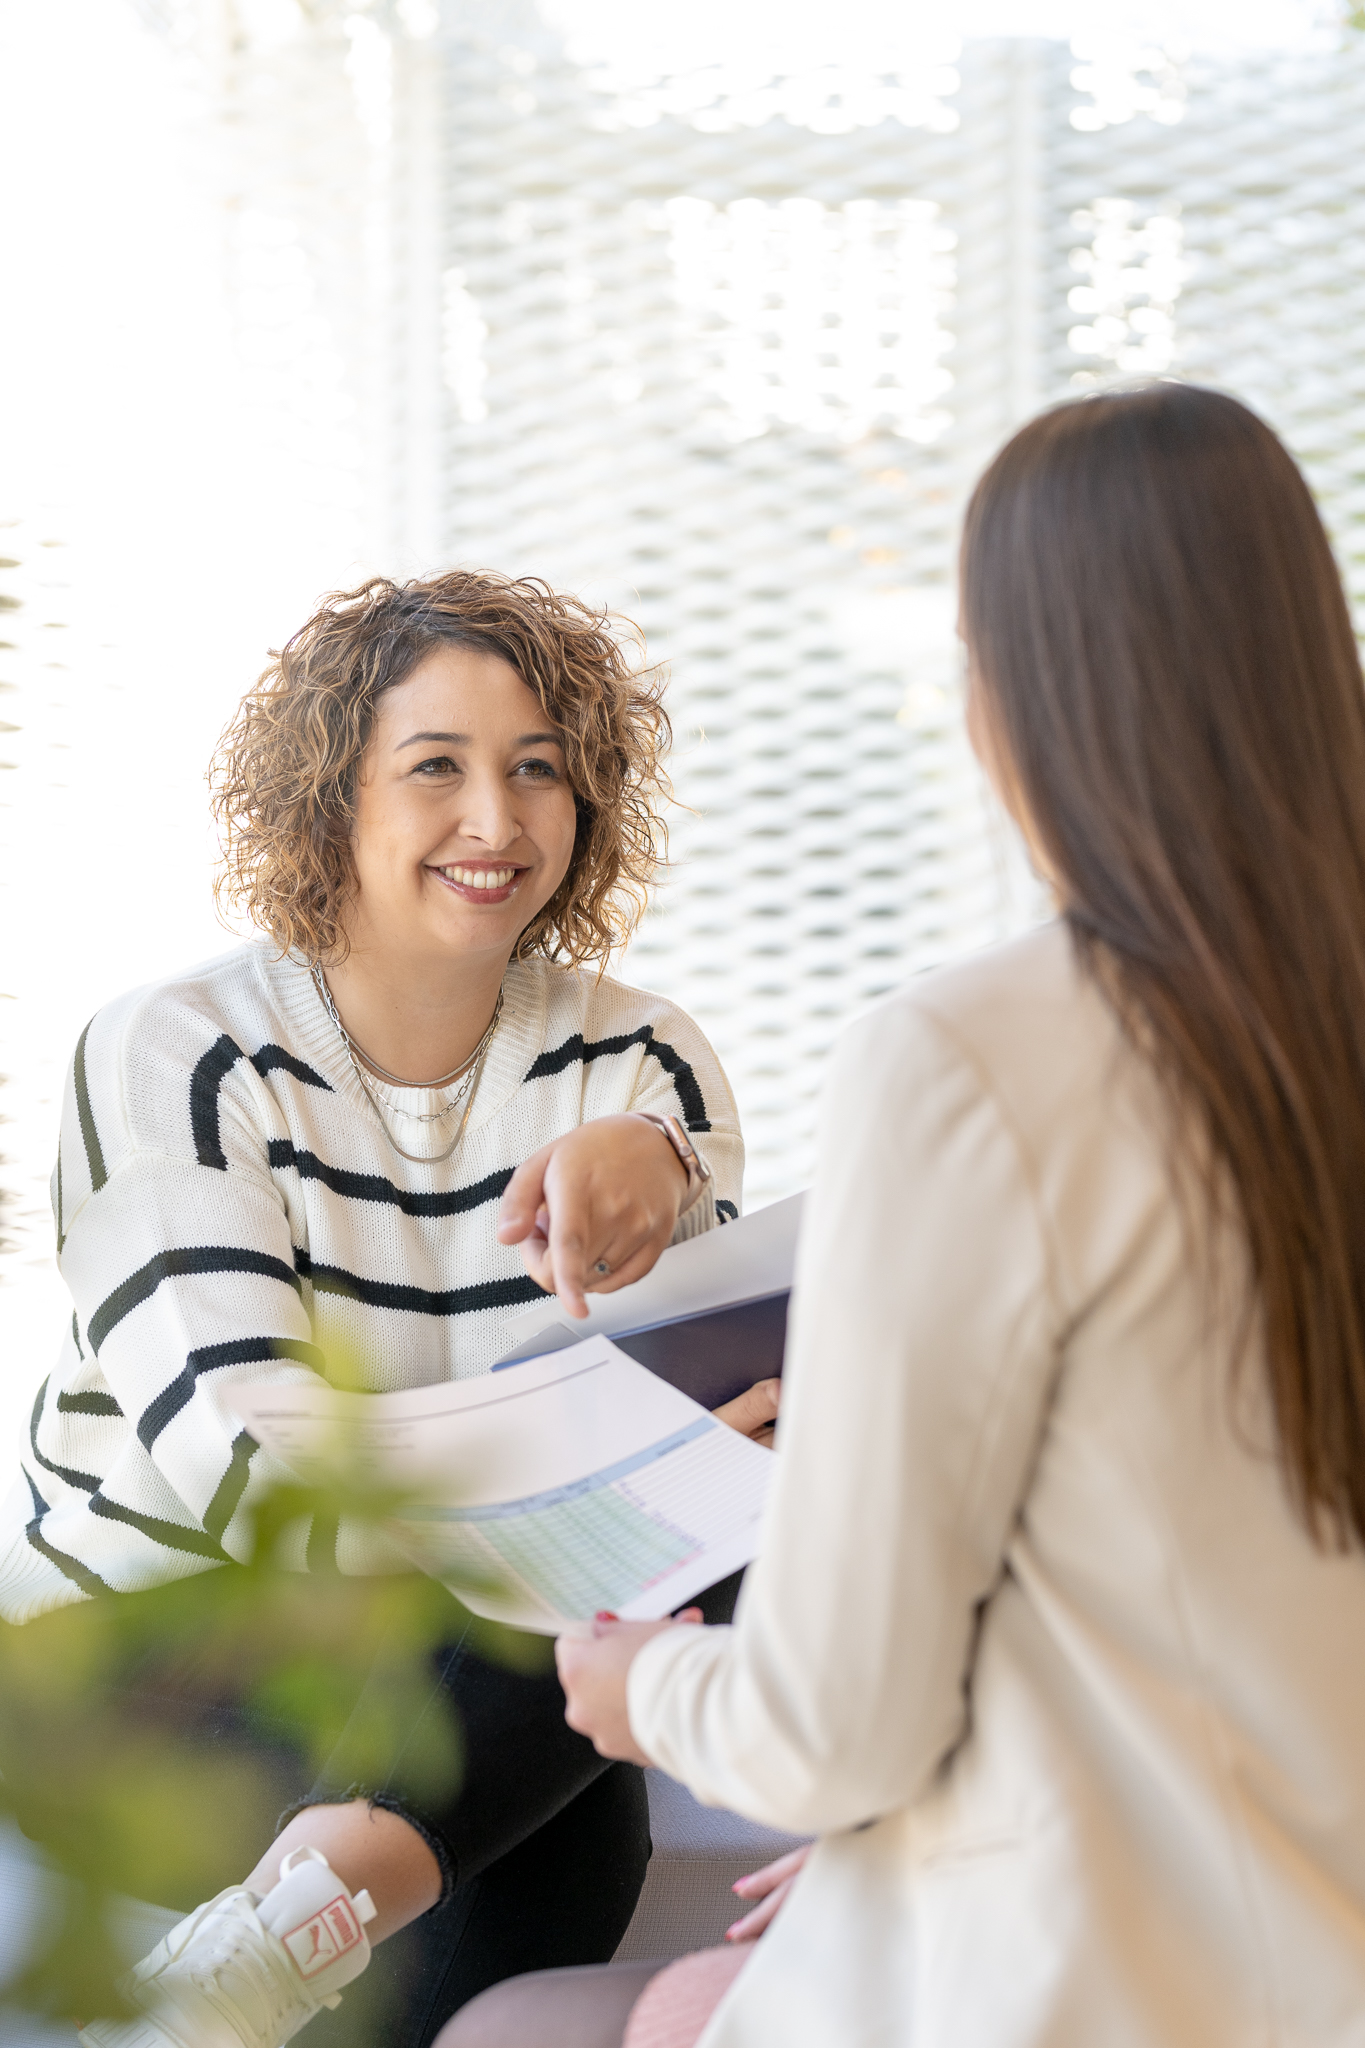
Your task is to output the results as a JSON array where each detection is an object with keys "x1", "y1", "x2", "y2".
[
  {"x1": 498, "y1": 1114, "x2": 689, "y2": 1317},
  {"x1": 712, "y1": 1377, "x2": 780, "y2": 1447},
  {"x1": 725, "y1": 1845, "x2": 812, "y2": 1942},
  {"x1": 556, "y1": 1608, "x2": 703, "y2": 1761}
]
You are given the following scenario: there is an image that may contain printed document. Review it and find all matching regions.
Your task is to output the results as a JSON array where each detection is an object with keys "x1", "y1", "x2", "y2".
[{"x1": 228, "y1": 1337, "x2": 774, "y2": 1633}]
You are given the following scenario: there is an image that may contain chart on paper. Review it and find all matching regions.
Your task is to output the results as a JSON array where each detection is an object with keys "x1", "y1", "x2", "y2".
[
  {"x1": 228, "y1": 1338, "x2": 776, "y2": 1631},
  {"x1": 412, "y1": 1419, "x2": 764, "y2": 1620}
]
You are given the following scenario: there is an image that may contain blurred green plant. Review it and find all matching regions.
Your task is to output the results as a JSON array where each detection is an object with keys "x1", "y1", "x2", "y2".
[{"x1": 0, "y1": 1429, "x2": 547, "y2": 2024}]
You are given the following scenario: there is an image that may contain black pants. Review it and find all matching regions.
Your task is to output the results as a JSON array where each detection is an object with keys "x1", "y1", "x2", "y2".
[
  {"x1": 103, "y1": 1571, "x2": 740, "y2": 2046},
  {"x1": 303, "y1": 1570, "x2": 740, "y2": 2047},
  {"x1": 281, "y1": 1626, "x2": 651, "y2": 2048}
]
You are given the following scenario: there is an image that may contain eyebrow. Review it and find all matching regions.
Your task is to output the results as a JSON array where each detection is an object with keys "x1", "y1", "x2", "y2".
[{"x1": 395, "y1": 730, "x2": 564, "y2": 751}]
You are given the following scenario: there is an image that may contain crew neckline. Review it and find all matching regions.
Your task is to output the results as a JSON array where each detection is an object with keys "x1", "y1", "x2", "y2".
[{"x1": 259, "y1": 947, "x2": 551, "y2": 1152}]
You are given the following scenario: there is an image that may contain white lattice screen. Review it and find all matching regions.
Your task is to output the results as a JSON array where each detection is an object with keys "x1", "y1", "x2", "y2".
[
  {"x1": 389, "y1": 15, "x2": 1047, "y2": 1203},
  {"x1": 14, "y1": 4, "x2": 1365, "y2": 1225},
  {"x1": 402, "y1": 12, "x2": 1365, "y2": 1201}
]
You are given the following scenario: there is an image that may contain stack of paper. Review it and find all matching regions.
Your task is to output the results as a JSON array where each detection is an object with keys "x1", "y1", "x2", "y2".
[
  {"x1": 495, "y1": 1191, "x2": 804, "y2": 1410},
  {"x1": 230, "y1": 1338, "x2": 774, "y2": 1632},
  {"x1": 230, "y1": 1197, "x2": 805, "y2": 1630}
]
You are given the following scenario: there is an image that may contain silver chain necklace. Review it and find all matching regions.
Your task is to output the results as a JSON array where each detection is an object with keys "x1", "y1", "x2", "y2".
[{"x1": 311, "y1": 965, "x2": 503, "y2": 1166}]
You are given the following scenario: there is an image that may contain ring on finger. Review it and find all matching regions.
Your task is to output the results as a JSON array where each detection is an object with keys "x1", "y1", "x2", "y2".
[{"x1": 593, "y1": 1258, "x2": 612, "y2": 1276}]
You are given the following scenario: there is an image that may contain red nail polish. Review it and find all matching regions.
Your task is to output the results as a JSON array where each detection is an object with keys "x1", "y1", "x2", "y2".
[{"x1": 595, "y1": 1610, "x2": 619, "y2": 1622}]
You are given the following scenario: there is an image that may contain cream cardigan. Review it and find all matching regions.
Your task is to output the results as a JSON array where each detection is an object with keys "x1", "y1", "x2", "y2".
[{"x1": 630, "y1": 922, "x2": 1365, "y2": 2048}]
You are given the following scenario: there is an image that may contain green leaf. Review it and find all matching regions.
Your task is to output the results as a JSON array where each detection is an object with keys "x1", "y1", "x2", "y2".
[{"x1": 0, "y1": 1451, "x2": 550, "y2": 2021}]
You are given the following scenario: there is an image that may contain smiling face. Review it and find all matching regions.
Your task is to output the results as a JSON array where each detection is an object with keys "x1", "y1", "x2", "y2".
[{"x1": 343, "y1": 642, "x2": 579, "y2": 972}]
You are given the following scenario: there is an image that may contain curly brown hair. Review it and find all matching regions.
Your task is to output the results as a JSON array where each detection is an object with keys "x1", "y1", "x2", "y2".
[{"x1": 210, "y1": 570, "x2": 671, "y2": 968}]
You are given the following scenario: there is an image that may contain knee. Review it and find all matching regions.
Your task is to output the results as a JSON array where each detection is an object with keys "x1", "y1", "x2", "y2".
[{"x1": 433, "y1": 1959, "x2": 664, "y2": 2048}]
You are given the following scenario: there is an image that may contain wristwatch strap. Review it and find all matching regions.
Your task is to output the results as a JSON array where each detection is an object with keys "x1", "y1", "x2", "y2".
[{"x1": 632, "y1": 1111, "x2": 714, "y2": 1215}]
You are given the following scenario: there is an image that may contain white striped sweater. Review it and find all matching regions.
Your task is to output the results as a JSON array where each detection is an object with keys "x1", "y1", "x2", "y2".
[{"x1": 0, "y1": 945, "x2": 742, "y2": 1622}]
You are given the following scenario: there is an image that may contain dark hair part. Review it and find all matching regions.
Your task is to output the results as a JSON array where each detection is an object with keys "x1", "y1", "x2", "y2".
[
  {"x1": 962, "y1": 382, "x2": 1365, "y2": 1548},
  {"x1": 211, "y1": 569, "x2": 671, "y2": 967}
]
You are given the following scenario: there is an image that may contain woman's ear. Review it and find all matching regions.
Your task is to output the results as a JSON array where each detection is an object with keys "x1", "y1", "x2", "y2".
[
  {"x1": 965, "y1": 666, "x2": 1010, "y2": 808},
  {"x1": 964, "y1": 668, "x2": 991, "y2": 778},
  {"x1": 965, "y1": 669, "x2": 1063, "y2": 900}
]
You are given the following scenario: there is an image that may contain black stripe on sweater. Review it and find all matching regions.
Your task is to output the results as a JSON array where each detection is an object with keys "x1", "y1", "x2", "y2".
[
  {"x1": 267, "y1": 1142, "x2": 514, "y2": 1218},
  {"x1": 189, "y1": 1035, "x2": 241, "y2": 1167},
  {"x1": 523, "y1": 1027, "x2": 711, "y2": 1132},
  {"x1": 204, "y1": 1431, "x2": 258, "y2": 1543},
  {"x1": 137, "y1": 1335, "x2": 324, "y2": 1452},
  {"x1": 73, "y1": 1019, "x2": 108, "y2": 1191},
  {"x1": 86, "y1": 1490, "x2": 229, "y2": 1562},
  {"x1": 24, "y1": 1468, "x2": 111, "y2": 1598},
  {"x1": 307, "y1": 1510, "x2": 341, "y2": 1576},
  {"x1": 191, "y1": 1036, "x2": 333, "y2": 1170},
  {"x1": 716, "y1": 1199, "x2": 739, "y2": 1223},
  {"x1": 57, "y1": 1389, "x2": 123, "y2": 1417},
  {"x1": 251, "y1": 1045, "x2": 336, "y2": 1088},
  {"x1": 88, "y1": 1247, "x2": 304, "y2": 1356},
  {"x1": 30, "y1": 1379, "x2": 100, "y2": 1493},
  {"x1": 295, "y1": 1248, "x2": 547, "y2": 1319}
]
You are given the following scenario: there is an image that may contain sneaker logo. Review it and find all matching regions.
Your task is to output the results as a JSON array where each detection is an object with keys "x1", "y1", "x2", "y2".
[{"x1": 281, "y1": 1893, "x2": 363, "y2": 1979}]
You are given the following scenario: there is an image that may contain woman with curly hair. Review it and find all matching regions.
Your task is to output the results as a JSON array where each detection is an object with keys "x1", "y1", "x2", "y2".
[{"x1": 3, "y1": 571, "x2": 766, "y2": 2048}]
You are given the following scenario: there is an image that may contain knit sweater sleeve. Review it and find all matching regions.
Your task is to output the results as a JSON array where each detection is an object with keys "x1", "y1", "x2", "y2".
[
  {"x1": 634, "y1": 1034, "x2": 743, "y2": 1245},
  {"x1": 566, "y1": 973, "x2": 744, "y2": 1243},
  {"x1": 27, "y1": 987, "x2": 325, "y2": 1597}
]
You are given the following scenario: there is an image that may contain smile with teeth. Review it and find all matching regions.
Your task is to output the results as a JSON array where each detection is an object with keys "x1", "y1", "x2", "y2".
[{"x1": 437, "y1": 865, "x2": 519, "y2": 890}]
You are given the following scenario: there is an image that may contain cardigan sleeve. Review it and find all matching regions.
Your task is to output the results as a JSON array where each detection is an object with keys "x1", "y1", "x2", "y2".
[{"x1": 626, "y1": 990, "x2": 1061, "y2": 1835}]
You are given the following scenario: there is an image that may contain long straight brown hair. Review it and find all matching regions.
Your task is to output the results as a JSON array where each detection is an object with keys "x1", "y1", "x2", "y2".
[{"x1": 962, "y1": 383, "x2": 1365, "y2": 1548}]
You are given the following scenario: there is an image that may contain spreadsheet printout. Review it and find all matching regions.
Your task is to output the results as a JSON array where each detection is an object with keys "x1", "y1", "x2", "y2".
[{"x1": 228, "y1": 1338, "x2": 775, "y2": 1631}]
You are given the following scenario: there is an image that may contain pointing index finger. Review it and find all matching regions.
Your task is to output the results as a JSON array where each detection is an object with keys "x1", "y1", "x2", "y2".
[
  {"x1": 548, "y1": 1211, "x2": 590, "y2": 1318},
  {"x1": 498, "y1": 1149, "x2": 551, "y2": 1243}
]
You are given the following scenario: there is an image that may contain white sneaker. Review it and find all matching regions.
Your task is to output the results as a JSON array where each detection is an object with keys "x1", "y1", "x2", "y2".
[{"x1": 79, "y1": 1847, "x2": 377, "y2": 2048}]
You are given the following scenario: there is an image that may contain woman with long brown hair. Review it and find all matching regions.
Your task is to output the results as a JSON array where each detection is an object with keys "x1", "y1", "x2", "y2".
[{"x1": 503, "y1": 383, "x2": 1365, "y2": 2048}]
